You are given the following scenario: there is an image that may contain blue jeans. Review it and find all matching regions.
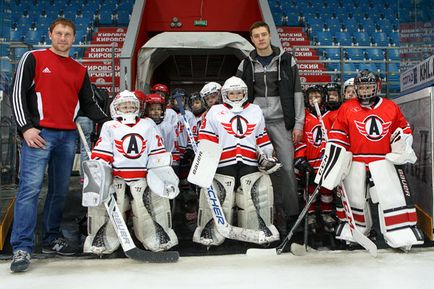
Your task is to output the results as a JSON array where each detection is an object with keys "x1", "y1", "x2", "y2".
[
  {"x1": 76, "y1": 116, "x2": 94, "y2": 177},
  {"x1": 10, "y1": 128, "x2": 78, "y2": 253}
]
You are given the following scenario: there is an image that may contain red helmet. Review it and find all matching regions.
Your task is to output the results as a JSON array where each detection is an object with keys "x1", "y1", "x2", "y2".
[
  {"x1": 144, "y1": 93, "x2": 166, "y2": 124},
  {"x1": 151, "y1": 83, "x2": 169, "y2": 95},
  {"x1": 133, "y1": 90, "x2": 147, "y2": 114},
  {"x1": 145, "y1": 93, "x2": 166, "y2": 106}
]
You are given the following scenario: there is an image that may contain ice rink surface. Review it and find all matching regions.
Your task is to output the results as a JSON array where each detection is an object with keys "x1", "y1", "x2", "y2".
[{"x1": 2, "y1": 247, "x2": 434, "y2": 289}]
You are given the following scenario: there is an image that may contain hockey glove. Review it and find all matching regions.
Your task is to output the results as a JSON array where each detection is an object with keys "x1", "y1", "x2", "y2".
[
  {"x1": 294, "y1": 157, "x2": 314, "y2": 174},
  {"x1": 258, "y1": 152, "x2": 282, "y2": 175},
  {"x1": 385, "y1": 128, "x2": 417, "y2": 165}
]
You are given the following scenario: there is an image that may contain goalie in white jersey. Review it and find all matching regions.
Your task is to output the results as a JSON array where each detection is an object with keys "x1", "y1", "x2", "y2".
[
  {"x1": 83, "y1": 90, "x2": 179, "y2": 254},
  {"x1": 193, "y1": 76, "x2": 282, "y2": 246}
]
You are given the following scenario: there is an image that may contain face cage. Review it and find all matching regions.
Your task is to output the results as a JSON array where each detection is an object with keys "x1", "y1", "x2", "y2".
[
  {"x1": 355, "y1": 83, "x2": 377, "y2": 105},
  {"x1": 222, "y1": 88, "x2": 247, "y2": 112},
  {"x1": 114, "y1": 99, "x2": 140, "y2": 118}
]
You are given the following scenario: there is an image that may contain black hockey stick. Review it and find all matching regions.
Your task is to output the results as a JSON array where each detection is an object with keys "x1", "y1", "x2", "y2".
[
  {"x1": 77, "y1": 122, "x2": 179, "y2": 262},
  {"x1": 173, "y1": 93, "x2": 269, "y2": 244}
]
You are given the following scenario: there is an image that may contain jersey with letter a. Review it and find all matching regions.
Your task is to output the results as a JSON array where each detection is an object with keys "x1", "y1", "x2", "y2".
[
  {"x1": 329, "y1": 98, "x2": 412, "y2": 164},
  {"x1": 295, "y1": 109, "x2": 324, "y2": 172},
  {"x1": 198, "y1": 103, "x2": 273, "y2": 167},
  {"x1": 91, "y1": 118, "x2": 166, "y2": 181}
]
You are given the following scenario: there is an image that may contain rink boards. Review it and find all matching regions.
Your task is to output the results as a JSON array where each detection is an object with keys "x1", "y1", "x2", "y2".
[{"x1": 395, "y1": 86, "x2": 434, "y2": 240}]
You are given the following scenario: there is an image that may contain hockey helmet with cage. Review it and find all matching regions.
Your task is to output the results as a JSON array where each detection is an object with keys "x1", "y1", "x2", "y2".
[
  {"x1": 324, "y1": 82, "x2": 342, "y2": 111},
  {"x1": 304, "y1": 84, "x2": 325, "y2": 114},
  {"x1": 200, "y1": 82, "x2": 222, "y2": 107},
  {"x1": 144, "y1": 93, "x2": 166, "y2": 124},
  {"x1": 354, "y1": 70, "x2": 379, "y2": 105},
  {"x1": 221, "y1": 76, "x2": 248, "y2": 113},
  {"x1": 188, "y1": 91, "x2": 207, "y2": 116},
  {"x1": 111, "y1": 90, "x2": 140, "y2": 124}
]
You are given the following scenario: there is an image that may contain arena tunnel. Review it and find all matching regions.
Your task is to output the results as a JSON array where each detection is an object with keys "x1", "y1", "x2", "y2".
[{"x1": 135, "y1": 32, "x2": 254, "y2": 93}]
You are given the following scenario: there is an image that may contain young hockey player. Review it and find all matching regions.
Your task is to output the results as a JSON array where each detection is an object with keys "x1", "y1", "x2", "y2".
[
  {"x1": 83, "y1": 90, "x2": 179, "y2": 254},
  {"x1": 294, "y1": 85, "x2": 336, "y2": 234},
  {"x1": 315, "y1": 70, "x2": 424, "y2": 251},
  {"x1": 189, "y1": 91, "x2": 208, "y2": 141},
  {"x1": 200, "y1": 82, "x2": 222, "y2": 108},
  {"x1": 193, "y1": 76, "x2": 281, "y2": 246},
  {"x1": 343, "y1": 78, "x2": 356, "y2": 101},
  {"x1": 151, "y1": 83, "x2": 170, "y2": 102},
  {"x1": 323, "y1": 82, "x2": 343, "y2": 134}
]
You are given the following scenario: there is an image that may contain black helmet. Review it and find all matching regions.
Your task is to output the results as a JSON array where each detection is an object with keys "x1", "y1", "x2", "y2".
[
  {"x1": 304, "y1": 85, "x2": 325, "y2": 114},
  {"x1": 325, "y1": 82, "x2": 342, "y2": 111},
  {"x1": 354, "y1": 70, "x2": 378, "y2": 105},
  {"x1": 188, "y1": 91, "x2": 206, "y2": 116}
]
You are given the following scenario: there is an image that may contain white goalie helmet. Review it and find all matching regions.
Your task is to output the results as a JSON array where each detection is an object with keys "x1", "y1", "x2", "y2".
[
  {"x1": 221, "y1": 76, "x2": 248, "y2": 113},
  {"x1": 110, "y1": 90, "x2": 140, "y2": 124},
  {"x1": 200, "y1": 82, "x2": 222, "y2": 98}
]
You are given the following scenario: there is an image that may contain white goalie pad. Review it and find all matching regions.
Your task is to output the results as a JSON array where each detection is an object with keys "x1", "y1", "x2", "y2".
[
  {"x1": 82, "y1": 160, "x2": 112, "y2": 207},
  {"x1": 336, "y1": 162, "x2": 372, "y2": 242},
  {"x1": 236, "y1": 172, "x2": 279, "y2": 243},
  {"x1": 315, "y1": 143, "x2": 353, "y2": 190},
  {"x1": 188, "y1": 140, "x2": 223, "y2": 188},
  {"x1": 147, "y1": 167, "x2": 180, "y2": 199},
  {"x1": 129, "y1": 179, "x2": 178, "y2": 252},
  {"x1": 83, "y1": 178, "x2": 130, "y2": 255},
  {"x1": 369, "y1": 160, "x2": 424, "y2": 249},
  {"x1": 193, "y1": 174, "x2": 235, "y2": 246},
  {"x1": 385, "y1": 128, "x2": 417, "y2": 165}
]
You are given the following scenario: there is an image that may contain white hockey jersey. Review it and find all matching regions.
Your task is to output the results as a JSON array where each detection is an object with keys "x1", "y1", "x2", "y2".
[
  {"x1": 156, "y1": 108, "x2": 179, "y2": 162},
  {"x1": 198, "y1": 103, "x2": 273, "y2": 167},
  {"x1": 175, "y1": 109, "x2": 195, "y2": 157},
  {"x1": 91, "y1": 118, "x2": 166, "y2": 181}
]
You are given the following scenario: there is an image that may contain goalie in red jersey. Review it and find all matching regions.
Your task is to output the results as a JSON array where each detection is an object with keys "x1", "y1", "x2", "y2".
[{"x1": 315, "y1": 70, "x2": 424, "y2": 251}]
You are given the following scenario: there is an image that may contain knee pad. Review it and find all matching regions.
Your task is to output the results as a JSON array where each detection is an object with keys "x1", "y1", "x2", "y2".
[
  {"x1": 336, "y1": 162, "x2": 372, "y2": 242},
  {"x1": 369, "y1": 160, "x2": 424, "y2": 249},
  {"x1": 83, "y1": 178, "x2": 130, "y2": 254},
  {"x1": 236, "y1": 172, "x2": 279, "y2": 243},
  {"x1": 193, "y1": 174, "x2": 235, "y2": 246},
  {"x1": 129, "y1": 179, "x2": 178, "y2": 252}
]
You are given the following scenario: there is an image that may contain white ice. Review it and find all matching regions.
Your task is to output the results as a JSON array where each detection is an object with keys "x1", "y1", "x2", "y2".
[{"x1": 2, "y1": 248, "x2": 434, "y2": 289}]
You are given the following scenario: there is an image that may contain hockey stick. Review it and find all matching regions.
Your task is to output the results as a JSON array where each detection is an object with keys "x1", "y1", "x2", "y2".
[
  {"x1": 314, "y1": 102, "x2": 377, "y2": 257},
  {"x1": 77, "y1": 122, "x2": 179, "y2": 262},
  {"x1": 173, "y1": 94, "x2": 268, "y2": 244},
  {"x1": 303, "y1": 171, "x2": 309, "y2": 251}
]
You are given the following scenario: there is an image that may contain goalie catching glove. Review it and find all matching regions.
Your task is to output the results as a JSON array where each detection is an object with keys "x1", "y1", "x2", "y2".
[
  {"x1": 257, "y1": 150, "x2": 282, "y2": 175},
  {"x1": 294, "y1": 157, "x2": 314, "y2": 174},
  {"x1": 385, "y1": 128, "x2": 417, "y2": 165}
]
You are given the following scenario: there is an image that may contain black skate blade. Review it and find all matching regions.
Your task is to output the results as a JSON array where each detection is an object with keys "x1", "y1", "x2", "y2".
[{"x1": 125, "y1": 248, "x2": 179, "y2": 263}]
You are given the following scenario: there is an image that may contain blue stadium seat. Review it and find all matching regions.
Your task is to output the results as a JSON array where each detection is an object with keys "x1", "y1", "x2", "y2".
[
  {"x1": 334, "y1": 31, "x2": 353, "y2": 46},
  {"x1": 353, "y1": 32, "x2": 372, "y2": 46},
  {"x1": 97, "y1": 10, "x2": 114, "y2": 25},
  {"x1": 315, "y1": 31, "x2": 334, "y2": 46},
  {"x1": 389, "y1": 32, "x2": 399, "y2": 46},
  {"x1": 324, "y1": 18, "x2": 341, "y2": 31},
  {"x1": 372, "y1": 32, "x2": 389, "y2": 47},
  {"x1": 387, "y1": 48, "x2": 400, "y2": 60},
  {"x1": 116, "y1": 10, "x2": 131, "y2": 25},
  {"x1": 343, "y1": 62, "x2": 357, "y2": 73},
  {"x1": 25, "y1": 29, "x2": 42, "y2": 44},
  {"x1": 10, "y1": 28, "x2": 24, "y2": 42},
  {"x1": 324, "y1": 48, "x2": 343, "y2": 60},
  {"x1": 366, "y1": 48, "x2": 384, "y2": 60},
  {"x1": 359, "y1": 63, "x2": 378, "y2": 73},
  {"x1": 345, "y1": 48, "x2": 366, "y2": 60}
]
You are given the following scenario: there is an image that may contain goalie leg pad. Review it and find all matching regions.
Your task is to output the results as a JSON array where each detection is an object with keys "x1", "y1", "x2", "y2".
[
  {"x1": 193, "y1": 174, "x2": 235, "y2": 246},
  {"x1": 336, "y1": 162, "x2": 372, "y2": 242},
  {"x1": 315, "y1": 143, "x2": 352, "y2": 190},
  {"x1": 129, "y1": 179, "x2": 178, "y2": 252},
  {"x1": 83, "y1": 178, "x2": 129, "y2": 254},
  {"x1": 236, "y1": 172, "x2": 279, "y2": 243},
  {"x1": 369, "y1": 160, "x2": 424, "y2": 249},
  {"x1": 82, "y1": 160, "x2": 112, "y2": 207}
]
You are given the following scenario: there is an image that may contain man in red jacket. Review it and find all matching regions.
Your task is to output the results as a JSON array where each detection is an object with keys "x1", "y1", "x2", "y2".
[{"x1": 9, "y1": 18, "x2": 109, "y2": 272}]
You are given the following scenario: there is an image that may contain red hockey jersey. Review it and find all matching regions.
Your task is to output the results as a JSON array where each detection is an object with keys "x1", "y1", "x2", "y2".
[
  {"x1": 295, "y1": 109, "x2": 324, "y2": 171},
  {"x1": 198, "y1": 103, "x2": 273, "y2": 167},
  {"x1": 91, "y1": 118, "x2": 166, "y2": 181},
  {"x1": 329, "y1": 98, "x2": 412, "y2": 164}
]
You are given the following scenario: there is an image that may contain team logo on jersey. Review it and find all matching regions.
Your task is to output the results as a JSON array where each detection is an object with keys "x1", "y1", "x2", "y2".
[
  {"x1": 307, "y1": 124, "x2": 323, "y2": 147},
  {"x1": 354, "y1": 115, "x2": 392, "y2": 141},
  {"x1": 222, "y1": 115, "x2": 256, "y2": 139},
  {"x1": 115, "y1": 133, "x2": 147, "y2": 159}
]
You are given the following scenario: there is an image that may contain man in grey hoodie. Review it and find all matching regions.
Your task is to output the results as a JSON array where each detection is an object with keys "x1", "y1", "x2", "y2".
[{"x1": 236, "y1": 21, "x2": 305, "y2": 236}]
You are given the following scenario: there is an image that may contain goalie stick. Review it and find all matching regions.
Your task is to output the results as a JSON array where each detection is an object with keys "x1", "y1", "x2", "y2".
[
  {"x1": 173, "y1": 94, "x2": 268, "y2": 244},
  {"x1": 314, "y1": 102, "x2": 377, "y2": 257},
  {"x1": 77, "y1": 122, "x2": 179, "y2": 263}
]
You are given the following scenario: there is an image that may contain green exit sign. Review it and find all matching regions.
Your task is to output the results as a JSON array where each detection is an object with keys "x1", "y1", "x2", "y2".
[{"x1": 194, "y1": 20, "x2": 207, "y2": 26}]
